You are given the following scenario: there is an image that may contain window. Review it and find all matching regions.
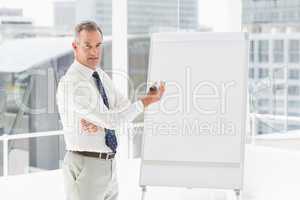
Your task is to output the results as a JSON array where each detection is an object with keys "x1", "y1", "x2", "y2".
[
  {"x1": 258, "y1": 68, "x2": 269, "y2": 78},
  {"x1": 249, "y1": 67, "x2": 255, "y2": 79},
  {"x1": 0, "y1": 141, "x2": 2, "y2": 176},
  {"x1": 288, "y1": 123, "x2": 300, "y2": 131},
  {"x1": 288, "y1": 69, "x2": 300, "y2": 80},
  {"x1": 272, "y1": 98, "x2": 285, "y2": 115},
  {"x1": 250, "y1": 40, "x2": 255, "y2": 62},
  {"x1": 289, "y1": 40, "x2": 300, "y2": 63},
  {"x1": 258, "y1": 98, "x2": 270, "y2": 107},
  {"x1": 273, "y1": 68, "x2": 285, "y2": 79},
  {"x1": 288, "y1": 100, "x2": 300, "y2": 108},
  {"x1": 273, "y1": 99, "x2": 284, "y2": 108},
  {"x1": 288, "y1": 85, "x2": 300, "y2": 96},
  {"x1": 288, "y1": 100, "x2": 300, "y2": 116},
  {"x1": 273, "y1": 84, "x2": 285, "y2": 95},
  {"x1": 258, "y1": 40, "x2": 269, "y2": 63},
  {"x1": 273, "y1": 40, "x2": 284, "y2": 63},
  {"x1": 257, "y1": 120, "x2": 284, "y2": 134}
]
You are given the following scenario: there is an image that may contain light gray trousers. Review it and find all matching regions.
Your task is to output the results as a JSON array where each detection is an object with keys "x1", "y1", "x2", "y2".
[{"x1": 63, "y1": 151, "x2": 118, "y2": 200}]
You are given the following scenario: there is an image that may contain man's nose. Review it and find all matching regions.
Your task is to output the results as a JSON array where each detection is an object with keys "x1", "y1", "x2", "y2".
[{"x1": 90, "y1": 47, "x2": 98, "y2": 56}]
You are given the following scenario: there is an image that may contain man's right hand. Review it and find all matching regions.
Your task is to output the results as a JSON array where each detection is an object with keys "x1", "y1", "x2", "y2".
[
  {"x1": 140, "y1": 82, "x2": 165, "y2": 108},
  {"x1": 81, "y1": 119, "x2": 104, "y2": 134}
]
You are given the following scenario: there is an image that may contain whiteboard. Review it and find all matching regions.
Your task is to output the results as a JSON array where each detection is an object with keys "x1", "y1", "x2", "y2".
[{"x1": 139, "y1": 32, "x2": 248, "y2": 190}]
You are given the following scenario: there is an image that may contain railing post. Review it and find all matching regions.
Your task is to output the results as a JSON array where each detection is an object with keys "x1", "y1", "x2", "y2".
[
  {"x1": 251, "y1": 114, "x2": 256, "y2": 144},
  {"x1": 3, "y1": 137, "x2": 8, "y2": 176}
]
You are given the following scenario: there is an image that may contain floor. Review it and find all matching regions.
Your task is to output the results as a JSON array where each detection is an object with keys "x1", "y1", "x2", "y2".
[{"x1": 2, "y1": 140, "x2": 300, "y2": 200}]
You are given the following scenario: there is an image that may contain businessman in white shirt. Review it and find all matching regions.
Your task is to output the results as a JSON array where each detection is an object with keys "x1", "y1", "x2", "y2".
[{"x1": 56, "y1": 21, "x2": 165, "y2": 200}]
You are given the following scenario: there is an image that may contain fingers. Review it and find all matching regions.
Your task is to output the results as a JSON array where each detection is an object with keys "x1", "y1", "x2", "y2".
[
  {"x1": 147, "y1": 81, "x2": 166, "y2": 101},
  {"x1": 158, "y1": 81, "x2": 166, "y2": 98},
  {"x1": 80, "y1": 119, "x2": 100, "y2": 134},
  {"x1": 81, "y1": 119, "x2": 88, "y2": 131},
  {"x1": 140, "y1": 81, "x2": 166, "y2": 107},
  {"x1": 88, "y1": 125, "x2": 97, "y2": 133}
]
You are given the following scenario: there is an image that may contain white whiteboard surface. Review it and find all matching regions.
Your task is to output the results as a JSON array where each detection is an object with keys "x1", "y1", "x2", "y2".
[{"x1": 139, "y1": 32, "x2": 248, "y2": 190}]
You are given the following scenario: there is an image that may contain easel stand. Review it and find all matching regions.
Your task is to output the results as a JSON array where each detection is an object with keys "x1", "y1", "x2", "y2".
[{"x1": 140, "y1": 186, "x2": 242, "y2": 200}]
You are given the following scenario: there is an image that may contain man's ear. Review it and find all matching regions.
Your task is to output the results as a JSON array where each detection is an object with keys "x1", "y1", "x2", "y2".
[{"x1": 72, "y1": 41, "x2": 77, "y2": 50}]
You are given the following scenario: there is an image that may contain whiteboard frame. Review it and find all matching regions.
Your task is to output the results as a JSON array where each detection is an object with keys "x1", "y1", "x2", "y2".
[{"x1": 139, "y1": 32, "x2": 248, "y2": 191}]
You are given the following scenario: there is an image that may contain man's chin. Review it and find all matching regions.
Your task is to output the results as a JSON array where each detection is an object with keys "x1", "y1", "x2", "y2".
[{"x1": 88, "y1": 61, "x2": 99, "y2": 68}]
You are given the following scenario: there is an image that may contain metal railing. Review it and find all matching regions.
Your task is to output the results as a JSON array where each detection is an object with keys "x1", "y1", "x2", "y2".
[
  {"x1": 0, "y1": 130, "x2": 63, "y2": 176},
  {"x1": 1, "y1": 116, "x2": 300, "y2": 177},
  {"x1": 0, "y1": 123, "x2": 145, "y2": 177}
]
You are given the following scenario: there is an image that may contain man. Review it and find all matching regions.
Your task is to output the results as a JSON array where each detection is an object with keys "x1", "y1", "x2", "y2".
[{"x1": 56, "y1": 21, "x2": 165, "y2": 200}]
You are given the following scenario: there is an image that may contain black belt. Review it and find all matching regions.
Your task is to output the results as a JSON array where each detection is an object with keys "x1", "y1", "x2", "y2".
[{"x1": 71, "y1": 151, "x2": 115, "y2": 160}]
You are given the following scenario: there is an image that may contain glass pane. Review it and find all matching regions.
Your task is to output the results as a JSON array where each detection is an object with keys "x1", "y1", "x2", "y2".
[
  {"x1": 256, "y1": 119, "x2": 285, "y2": 135},
  {"x1": 288, "y1": 100, "x2": 300, "y2": 116},
  {"x1": 288, "y1": 85, "x2": 300, "y2": 96},
  {"x1": 273, "y1": 68, "x2": 285, "y2": 80},
  {"x1": 244, "y1": 1, "x2": 300, "y2": 135},
  {"x1": 288, "y1": 48, "x2": 300, "y2": 129},
  {"x1": 0, "y1": 141, "x2": 2, "y2": 176},
  {"x1": 250, "y1": 40, "x2": 255, "y2": 63},
  {"x1": 289, "y1": 40, "x2": 300, "y2": 63},
  {"x1": 0, "y1": 73, "x2": 6, "y2": 136},
  {"x1": 258, "y1": 68, "x2": 269, "y2": 78},
  {"x1": 288, "y1": 68, "x2": 300, "y2": 80},
  {"x1": 287, "y1": 122, "x2": 300, "y2": 131},
  {"x1": 7, "y1": 135, "x2": 66, "y2": 176},
  {"x1": 258, "y1": 40, "x2": 269, "y2": 63},
  {"x1": 272, "y1": 99, "x2": 285, "y2": 115},
  {"x1": 243, "y1": 0, "x2": 300, "y2": 25},
  {"x1": 127, "y1": 0, "x2": 199, "y2": 122},
  {"x1": 249, "y1": 68, "x2": 255, "y2": 79},
  {"x1": 0, "y1": 58, "x2": 74, "y2": 135},
  {"x1": 248, "y1": 38, "x2": 288, "y2": 135},
  {"x1": 273, "y1": 40, "x2": 284, "y2": 63},
  {"x1": 101, "y1": 41, "x2": 113, "y2": 77},
  {"x1": 128, "y1": 0, "x2": 198, "y2": 34},
  {"x1": 128, "y1": 36, "x2": 150, "y2": 123}
]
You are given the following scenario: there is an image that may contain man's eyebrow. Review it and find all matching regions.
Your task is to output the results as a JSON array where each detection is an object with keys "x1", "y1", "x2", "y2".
[{"x1": 84, "y1": 42, "x2": 102, "y2": 45}]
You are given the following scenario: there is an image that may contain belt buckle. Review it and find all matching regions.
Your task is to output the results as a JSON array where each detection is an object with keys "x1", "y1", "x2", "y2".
[
  {"x1": 99, "y1": 152, "x2": 113, "y2": 160},
  {"x1": 107, "y1": 152, "x2": 114, "y2": 159}
]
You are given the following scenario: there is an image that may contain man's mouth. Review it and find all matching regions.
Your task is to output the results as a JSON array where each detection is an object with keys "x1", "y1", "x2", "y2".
[{"x1": 89, "y1": 57, "x2": 99, "y2": 60}]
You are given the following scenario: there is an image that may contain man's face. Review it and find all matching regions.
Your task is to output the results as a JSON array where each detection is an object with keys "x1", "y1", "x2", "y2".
[{"x1": 73, "y1": 30, "x2": 103, "y2": 69}]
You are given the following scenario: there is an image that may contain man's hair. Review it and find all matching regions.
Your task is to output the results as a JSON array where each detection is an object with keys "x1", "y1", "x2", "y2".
[{"x1": 74, "y1": 21, "x2": 103, "y2": 40}]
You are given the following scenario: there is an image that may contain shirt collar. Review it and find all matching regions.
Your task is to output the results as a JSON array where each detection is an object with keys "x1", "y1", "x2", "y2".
[{"x1": 73, "y1": 60, "x2": 99, "y2": 79}]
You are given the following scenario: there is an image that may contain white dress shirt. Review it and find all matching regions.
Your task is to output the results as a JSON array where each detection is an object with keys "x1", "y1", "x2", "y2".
[{"x1": 56, "y1": 60, "x2": 144, "y2": 152}]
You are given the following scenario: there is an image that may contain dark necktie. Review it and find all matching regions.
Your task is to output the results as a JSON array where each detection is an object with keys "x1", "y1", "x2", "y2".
[{"x1": 92, "y1": 71, "x2": 118, "y2": 153}]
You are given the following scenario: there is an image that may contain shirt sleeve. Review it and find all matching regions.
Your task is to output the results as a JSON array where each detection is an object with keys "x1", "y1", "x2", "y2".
[
  {"x1": 57, "y1": 77, "x2": 144, "y2": 130},
  {"x1": 112, "y1": 81, "x2": 144, "y2": 113}
]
